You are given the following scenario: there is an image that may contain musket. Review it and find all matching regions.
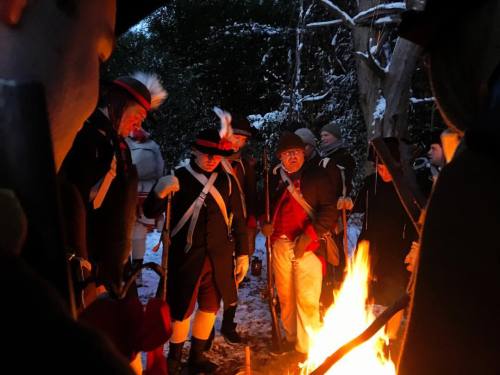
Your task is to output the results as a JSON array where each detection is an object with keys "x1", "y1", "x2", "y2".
[
  {"x1": 158, "y1": 169, "x2": 175, "y2": 300},
  {"x1": 370, "y1": 137, "x2": 426, "y2": 233},
  {"x1": 160, "y1": 191, "x2": 173, "y2": 300},
  {"x1": 145, "y1": 172, "x2": 174, "y2": 375},
  {"x1": 262, "y1": 149, "x2": 283, "y2": 352}
]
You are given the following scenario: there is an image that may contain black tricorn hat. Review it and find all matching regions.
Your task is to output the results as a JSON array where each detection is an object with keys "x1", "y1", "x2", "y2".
[
  {"x1": 276, "y1": 131, "x2": 305, "y2": 156},
  {"x1": 192, "y1": 128, "x2": 235, "y2": 156},
  {"x1": 231, "y1": 114, "x2": 257, "y2": 138}
]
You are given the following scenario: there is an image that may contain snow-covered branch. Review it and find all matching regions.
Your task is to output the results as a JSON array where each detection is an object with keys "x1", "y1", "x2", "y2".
[
  {"x1": 353, "y1": 2, "x2": 406, "y2": 26},
  {"x1": 320, "y1": 0, "x2": 355, "y2": 28},
  {"x1": 299, "y1": 88, "x2": 334, "y2": 103},
  {"x1": 214, "y1": 22, "x2": 291, "y2": 37},
  {"x1": 355, "y1": 48, "x2": 387, "y2": 78},
  {"x1": 374, "y1": 15, "x2": 402, "y2": 25},
  {"x1": 410, "y1": 97, "x2": 435, "y2": 105},
  {"x1": 306, "y1": 19, "x2": 344, "y2": 28}
]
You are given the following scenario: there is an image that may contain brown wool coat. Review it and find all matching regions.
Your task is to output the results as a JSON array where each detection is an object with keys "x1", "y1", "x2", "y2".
[{"x1": 144, "y1": 160, "x2": 249, "y2": 320}]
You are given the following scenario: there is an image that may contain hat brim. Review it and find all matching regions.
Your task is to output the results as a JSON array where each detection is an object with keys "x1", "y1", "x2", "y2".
[
  {"x1": 233, "y1": 126, "x2": 258, "y2": 138},
  {"x1": 191, "y1": 143, "x2": 235, "y2": 156}
]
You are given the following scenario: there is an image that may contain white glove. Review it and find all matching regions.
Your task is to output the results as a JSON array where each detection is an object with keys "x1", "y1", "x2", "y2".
[
  {"x1": 154, "y1": 175, "x2": 180, "y2": 199},
  {"x1": 234, "y1": 255, "x2": 249, "y2": 285},
  {"x1": 337, "y1": 196, "x2": 354, "y2": 211},
  {"x1": 405, "y1": 241, "x2": 420, "y2": 273}
]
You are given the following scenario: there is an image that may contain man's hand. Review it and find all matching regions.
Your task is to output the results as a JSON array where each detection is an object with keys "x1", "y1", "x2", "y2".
[
  {"x1": 235, "y1": 255, "x2": 249, "y2": 285},
  {"x1": 337, "y1": 196, "x2": 354, "y2": 211},
  {"x1": 261, "y1": 222, "x2": 274, "y2": 237},
  {"x1": 405, "y1": 241, "x2": 420, "y2": 272},
  {"x1": 154, "y1": 175, "x2": 180, "y2": 199},
  {"x1": 294, "y1": 233, "x2": 312, "y2": 259}
]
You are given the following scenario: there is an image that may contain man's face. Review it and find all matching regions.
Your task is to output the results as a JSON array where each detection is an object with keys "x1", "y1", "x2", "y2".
[
  {"x1": 24, "y1": 0, "x2": 116, "y2": 170},
  {"x1": 231, "y1": 134, "x2": 248, "y2": 151},
  {"x1": 119, "y1": 103, "x2": 147, "y2": 137},
  {"x1": 194, "y1": 150, "x2": 222, "y2": 172},
  {"x1": 427, "y1": 144, "x2": 445, "y2": 167},
  {"x1": 376, "y1": 163, "x2": 393, "y2": 182},
  {"x1": 320, "y1": 131, "x2": 338, "y2": 147},
  {"x1": 279, "y1": 148, "x2": 305, "y2": 173}
]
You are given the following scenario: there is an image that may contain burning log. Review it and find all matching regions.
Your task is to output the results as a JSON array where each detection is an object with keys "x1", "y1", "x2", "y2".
[{"x1": 309, "y1": 293, "x2": 410, "y2": 375}]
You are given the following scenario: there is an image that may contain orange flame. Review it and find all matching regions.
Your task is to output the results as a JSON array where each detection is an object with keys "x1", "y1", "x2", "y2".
[{"x1": 300, "y1": 241, "x2": 396, "y2": 374}]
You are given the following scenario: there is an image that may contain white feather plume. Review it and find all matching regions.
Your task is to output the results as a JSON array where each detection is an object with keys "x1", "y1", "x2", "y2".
[
  {"x1": 213, "y1": 106, "x2": 233, "y2": 140},
  {"x1": 132, "y1": 71, "x2": 168, "y2": 109}
]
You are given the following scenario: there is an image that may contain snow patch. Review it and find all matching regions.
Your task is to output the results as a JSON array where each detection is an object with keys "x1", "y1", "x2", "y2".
[{"x1": 372, "y1": 95, "x2": 386, "y2": 125}]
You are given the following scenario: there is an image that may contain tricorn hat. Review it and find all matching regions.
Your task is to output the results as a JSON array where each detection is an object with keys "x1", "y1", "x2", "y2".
[
  {"x1": 192, "y1": 128, "x2": 235, "y2": 156},
  {"x1": 276, "y1": 131, "x2": 305, "y2": 156},
  {"x1": 113, "y1": 72, "x2": 167, "y2": 111},
  {"x1": 231, "y1": 114, "x2": 257, "y2": 138}
]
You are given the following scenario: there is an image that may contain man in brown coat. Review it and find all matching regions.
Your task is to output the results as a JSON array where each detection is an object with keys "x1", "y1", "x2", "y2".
[{"x1": 398, "y1": 1, "x2": 500, "y2": 373}]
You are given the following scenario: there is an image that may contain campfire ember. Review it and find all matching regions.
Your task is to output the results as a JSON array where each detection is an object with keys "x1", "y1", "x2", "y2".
[{"x1": 300, "y1": 241, "x2": 396, "y2": 375}]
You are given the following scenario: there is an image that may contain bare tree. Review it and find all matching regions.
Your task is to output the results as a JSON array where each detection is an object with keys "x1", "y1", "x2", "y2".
[{"x1": 310, "y1": 0, "x2": 423, "y2": 139}]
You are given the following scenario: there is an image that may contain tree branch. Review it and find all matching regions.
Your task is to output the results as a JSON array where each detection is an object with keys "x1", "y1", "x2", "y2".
[
  {"x1": 319, "y1": 0, "x2": 355, "y2": 28},
  {"x1": 410, "y1": 97, "x2": 435, "y2": 105},
  {"x1": 353, "y1": 2, "x2": 406, "y2": 26},
  {"x1": 355, "y1": 41, "x2": 387, "y2": 79},
  {"x1": 300, "y1": 87, "x2": 334, "y2": 103},
  {"x1": 306, "y1": 19, "x2": 344, "y2": 28}
]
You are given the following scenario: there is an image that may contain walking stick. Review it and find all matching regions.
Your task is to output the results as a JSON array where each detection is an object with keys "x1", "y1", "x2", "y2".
[
  {"x1": 338, "y1": 166, "x2": 349, "y2": 266},
  {"x1": 262, "y1": 149, "x2": 283, "y2": 352},
  {"x1": 160, "y1": 190, "x2": 173, "y2": 300},
  {"x1": 342, "y1": 208, "x2": 349, "y2": 266},
  {"x1": 145, "y1": 172, "x2": 174, "y2": 375}
]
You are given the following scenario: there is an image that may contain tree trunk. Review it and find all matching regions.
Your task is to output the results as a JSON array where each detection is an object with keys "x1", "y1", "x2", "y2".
[
  {"x1": 353, "y1": 0, "x2": 382, "y2": 138},
  {"x1": 382, "y1": 38, "x2": 421, "y2": 138},
  {"x1": 353, "y1": 0, "x2": 421, "y2": 140},
  {"x1": 290, "y1": 0, "x2": 304, "y2": 122}
]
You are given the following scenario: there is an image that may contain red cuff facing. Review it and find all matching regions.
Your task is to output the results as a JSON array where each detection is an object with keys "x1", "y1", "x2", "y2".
[
  {"x1": 247, "y1": 215, "x2": 257, "y2": 229},
  {"x1": 304, "y1": 223, "x2": 319, "y2": 251}
]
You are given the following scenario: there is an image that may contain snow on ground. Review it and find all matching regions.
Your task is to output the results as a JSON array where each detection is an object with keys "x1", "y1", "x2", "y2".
[{"x1": 139, "y1": 224, "x2": 361, "y2": 374}]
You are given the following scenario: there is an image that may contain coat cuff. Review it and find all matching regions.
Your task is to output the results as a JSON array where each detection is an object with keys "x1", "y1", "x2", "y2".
[
  {"x1": 304, "y1": 223, "x2": 319, "y2": 251},
  {"x1": 247, "y1": 215, "x2": 257, "y2": 229}
]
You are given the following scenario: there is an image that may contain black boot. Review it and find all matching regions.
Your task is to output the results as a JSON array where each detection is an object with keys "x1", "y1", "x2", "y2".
[
  {"x1": 167, "y1": 342, "x2": 184, "y2": 375},
  {"x1": 188, "y1": 337, "x2": 218, "y2": 374},
  {"x1": 204, "y1": 327, "x2": 215, "y2": 351},
  {"x1": 221, "y1": 305, "x2": 242, "y2": 344},
  {"x1": 132, "y1": 258, "x2": 144, "y2": 287}
]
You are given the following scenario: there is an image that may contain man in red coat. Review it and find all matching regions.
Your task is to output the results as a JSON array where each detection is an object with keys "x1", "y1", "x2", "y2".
[{"x1": 262, "y1": 132, "x2": 338, "y2": 358}]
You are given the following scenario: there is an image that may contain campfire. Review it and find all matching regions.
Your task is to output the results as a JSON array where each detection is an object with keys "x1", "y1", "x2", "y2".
[{"x1": 300, "y1": 241, "x2": 396, "y2": 375}]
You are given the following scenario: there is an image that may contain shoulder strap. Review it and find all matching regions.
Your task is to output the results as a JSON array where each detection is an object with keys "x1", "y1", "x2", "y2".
[
  {"x1": 319, "y1": 157, "x2": 331, "y2": 168},
  {"x1": 89, "y1": 155, "x2": 117, "y2": 209},
  {"x1": 221, "y1": 158, "x2": 247, "y2": 218},
  {"x1": 185, "y1": 163, "x2": 230, "y2": 228},
  {"x1": 170, "y1": 169, "x2": 218, "y2": 253},
  {"x1": 278, "y1": 168, "x2": 315, "y2": 219},
  {"x1": 336, "y1": 164, "x2": 347, "y2": 197}
]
